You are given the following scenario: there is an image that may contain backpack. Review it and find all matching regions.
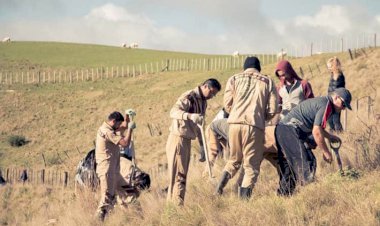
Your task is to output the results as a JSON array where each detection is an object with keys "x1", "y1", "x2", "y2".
[{"x1": 75, "y1": 149, "x2": 98, "y2": 188}]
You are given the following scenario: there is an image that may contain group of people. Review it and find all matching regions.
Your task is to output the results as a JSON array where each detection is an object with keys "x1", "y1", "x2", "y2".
[
  {"x1": 165, "y1": 56, "x2": 351, "y2": 205},
  {"x1": 93, "y1": 55, "x2": 351, "y2": 220}
]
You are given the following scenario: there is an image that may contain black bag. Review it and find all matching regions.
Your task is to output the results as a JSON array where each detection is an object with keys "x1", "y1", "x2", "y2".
[{"x1": 75, "y1": 149, "x2": 98, "y2": 188}]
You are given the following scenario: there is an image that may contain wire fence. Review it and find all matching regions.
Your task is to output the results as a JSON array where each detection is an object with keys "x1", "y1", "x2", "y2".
[{"x1": 0, "y1": 33, "x2": 377, "y2": 85}]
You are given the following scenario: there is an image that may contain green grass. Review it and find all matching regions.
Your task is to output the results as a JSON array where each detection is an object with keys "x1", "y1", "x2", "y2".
[{"x1": 0, "y1": 41, "x2": 228, "y2": 71}]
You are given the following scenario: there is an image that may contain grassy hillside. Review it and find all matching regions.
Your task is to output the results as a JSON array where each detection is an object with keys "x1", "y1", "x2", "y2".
[
  {"x1": 0, "y1": 41, "x2": 227, "y2": 72},
  {"x1": 0, "y1": 46, "x2": 379, "y2": 225}
]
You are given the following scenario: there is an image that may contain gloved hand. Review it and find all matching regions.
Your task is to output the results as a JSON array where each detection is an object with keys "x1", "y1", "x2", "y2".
[
  {"x1": 189, "y1": 113, "x2": 203, "y2": 124},
  {"x1": 128, "y1": 121, "x2": 136, "y2": 129},
  {"x1": 125, "y1": 109, "x2": 137, "y2": 117}
]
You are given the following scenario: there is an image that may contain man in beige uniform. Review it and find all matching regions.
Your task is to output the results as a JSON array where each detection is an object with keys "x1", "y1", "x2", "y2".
[
  {"x1": 216, "y1": 57, "x2": 277, "y2": 199},
  {"x1": 166, "y1": 78, "x2": 221, "y2": 206},
  {"x1": 95, "y1": 111, "x2": 136, "y2": 221}
]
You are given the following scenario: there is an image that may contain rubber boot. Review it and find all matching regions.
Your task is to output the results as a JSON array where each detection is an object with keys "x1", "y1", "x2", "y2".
[
  {"x1": 215, "y1": 171, "x2": 231, "y2": 195},
  {"x1": 239, "y1": 187, "x2": 252, "y2": 200},
  {"x1": 199, "y1": 148, "x2": 206, "y2": 162}
]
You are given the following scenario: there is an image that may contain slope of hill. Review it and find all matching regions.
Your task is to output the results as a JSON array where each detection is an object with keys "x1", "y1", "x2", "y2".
[
  {"x1": 0, "y1": 41, "x2": 227, "y2": 72},
  {"x1": 0, "y1": 47, "x2": 378, "y2": 170},
  {"x1": 0, "y1": 45, "x2": 379, "y2": 226}
]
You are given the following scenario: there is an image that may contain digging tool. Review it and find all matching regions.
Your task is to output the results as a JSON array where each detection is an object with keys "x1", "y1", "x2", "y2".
[
  {"x1": 197, "y1": 120, "x2": 214, "y2": 178},
  {"x1": 330, "y1": 139, "x2": 344, "y2": 175},
  {"x1": 125, "y1": 109, "x2": 137, "y2": 185}
]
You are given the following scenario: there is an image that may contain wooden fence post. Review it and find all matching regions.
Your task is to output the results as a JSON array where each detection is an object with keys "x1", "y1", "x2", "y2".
[
  {"x1": 316, "y1": 64, "x2": 321, "y2": 73},
  {"x1": 348, "y1": 49, "x2": 354, "y2": 60},
  {"x1": 308, "y1": 65, "x2": 313, "y2": 77},
  {"x1": 343, "y1": 109, "x2": 347, "y2": 131},
  {"x1": 368, "y1": 96, "x2": 371, "y2": 119},
  {"x1": 310, "y1": 42, "x2": 313, "y2": 56},
  {"x1": 64, "y1": 172, "x2": 68, "y2": 187},
  {"x1": 6, "y1": 168, "x2": 9, "y2": 182},
  {"x1": 42, "y1": 153, "x2": 47, "y2": 167},
  {"x1": 375, "y1": 33, "x2": 377, "y2": 48},
  {"x1": 41, "y1": 169, "x2": 45, "y2": 184},
  {"x1": 299, "y1": 67, "x2": 304, "y2": 77}
]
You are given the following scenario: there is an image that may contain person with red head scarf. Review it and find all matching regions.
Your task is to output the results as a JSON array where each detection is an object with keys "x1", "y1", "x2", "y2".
[{"x1": 275, "y1": 60, "x2": 314, "y2": 120}]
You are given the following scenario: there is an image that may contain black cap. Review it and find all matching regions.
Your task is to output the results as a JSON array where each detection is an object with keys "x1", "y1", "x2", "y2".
[
  {"x1": 243, "y1": 56, "x2": 261, "y2": 71},
  {"x1": 335, "y1": 88, "x2": 352, "y2": 110}
]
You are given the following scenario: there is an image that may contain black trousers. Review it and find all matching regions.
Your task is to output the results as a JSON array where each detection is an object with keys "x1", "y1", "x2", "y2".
[{"x1": 275, "y1": 124, "x2": 316, "y2": 196}]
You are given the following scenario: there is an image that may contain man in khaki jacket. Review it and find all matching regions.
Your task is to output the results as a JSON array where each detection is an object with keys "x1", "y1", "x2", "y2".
[
  {"x1": 216, "y1": 57, "x2": 277, "y2": 199},
  {"x1": 166, "y1": 78, "x2": 221, "y2": 206},
  {"x1": 95, "y1": 111, "x2": 136, "y2": 221}
]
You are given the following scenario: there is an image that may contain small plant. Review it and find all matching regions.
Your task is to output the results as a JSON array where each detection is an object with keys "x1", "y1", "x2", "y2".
[{"x1": 8, "y1": 135, "x2": 28, "y2": 147}]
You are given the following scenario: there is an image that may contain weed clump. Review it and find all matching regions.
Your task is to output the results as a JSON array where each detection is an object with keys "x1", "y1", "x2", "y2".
[{"x1": 8, "y1": 135, "x2": 28, "y2": 147}]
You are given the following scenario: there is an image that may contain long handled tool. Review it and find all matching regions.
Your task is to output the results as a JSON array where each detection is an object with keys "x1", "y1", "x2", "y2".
[
  {"x1": 330, "y1": 140, "x2": 344, "y2": 175},
  {"x1": 197, "y1": 120, "x2": 214, "y2": 178},
  {"x1": 126, "y1": 109, "x2": 137, "y2": 185}
]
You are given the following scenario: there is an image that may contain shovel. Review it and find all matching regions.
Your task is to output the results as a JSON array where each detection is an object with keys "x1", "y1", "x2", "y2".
[
  {"x1": 330, "y1": 140, "x2": 344, "y2": 175},
  {"x1": 197, "y1": 120, "x2": 214, "y2": 178},
  {"x1": 126, "y1": 109, "x2": 137, "y2": 185}
]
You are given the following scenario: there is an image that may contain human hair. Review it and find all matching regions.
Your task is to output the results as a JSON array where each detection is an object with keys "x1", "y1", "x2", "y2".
[
  {"x1": 202, "y1": 78, "x2": 222, "y2": 91},
  {"x1": 108, "y1": 111, "x2": 124, "y2": 122},
  {"x1": 327, "y1": 57, "x2": 342, "y2": 73}
]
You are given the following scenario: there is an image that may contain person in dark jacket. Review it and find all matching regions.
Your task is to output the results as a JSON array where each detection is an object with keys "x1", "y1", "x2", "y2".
[{"x1": 327, "y1": 57, "x2": 346, "y2": 132}]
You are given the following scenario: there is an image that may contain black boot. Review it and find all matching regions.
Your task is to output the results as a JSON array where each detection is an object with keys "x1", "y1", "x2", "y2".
[
  {"x1": 199, "y1": 149, "x2": 206, "y2": 162},
  {"x1": 215, "y1": 171, "x2": 231, "y2": 195},
  {"x1": 239, "y1": 187, "x2": 252, "y2": 200}
]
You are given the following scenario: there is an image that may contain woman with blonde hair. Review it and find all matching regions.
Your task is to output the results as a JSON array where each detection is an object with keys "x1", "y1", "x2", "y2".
[{"x1": 327, "y1": 57, "x2": 345, "y2": 132}]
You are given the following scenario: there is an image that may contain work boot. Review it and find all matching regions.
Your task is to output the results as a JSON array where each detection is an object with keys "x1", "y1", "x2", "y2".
[
  {"x1": 215, "y1": 171, "x2": 231, "y2": 195},
  {"x1": 239, "y1": 187, "x2": 252, "y2": 200},
  {"x1": 199, "y1": 149, "x2": 206, "y2": 162}
]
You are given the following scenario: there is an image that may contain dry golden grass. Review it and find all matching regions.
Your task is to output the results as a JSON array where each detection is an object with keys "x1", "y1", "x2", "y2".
[
  {"x1": 1, "y1": 164, "x2": 379, "y2": 225},
  {"x1": 0, "y1": 48, "x2": 380, "y2": 225}
]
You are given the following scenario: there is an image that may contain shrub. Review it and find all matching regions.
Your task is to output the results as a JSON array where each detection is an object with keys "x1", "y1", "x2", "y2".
[{"x1": 8, "y1": 135, "x2": 28, "y2": 147}]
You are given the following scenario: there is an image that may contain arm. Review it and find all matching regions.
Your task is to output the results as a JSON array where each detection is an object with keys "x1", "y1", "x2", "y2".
[
  {"x1": 169, "y1": 93, "x2": 191, "y2": 120},
  {"x1": 223, "y1": 77, "x2": 235, "y2": 114},
  {"x1": 301, "y1": 80, "x2": 314, "y2": 99},
  {"x1": 312, "y1": 125, "x2": 332, "y2": 163},
  {"x1": 118, "y1": 128, "x2": 133, "y2": 147},
  {"x1": 266, "y1": 79, "x2": 278, "y2": 121},
  {"x1": 276, "y1": 85, "x2": 283, "y2": 113}
]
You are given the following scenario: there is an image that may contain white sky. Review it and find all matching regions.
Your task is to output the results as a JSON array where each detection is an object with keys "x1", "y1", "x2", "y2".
[{"x1": 0, "y1": 0, "x2": 379, "y2": 54}]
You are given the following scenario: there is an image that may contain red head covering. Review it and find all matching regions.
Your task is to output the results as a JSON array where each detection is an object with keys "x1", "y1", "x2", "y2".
[{"x1": 275, "y1": 60, "x2": 302, "y2": 86}]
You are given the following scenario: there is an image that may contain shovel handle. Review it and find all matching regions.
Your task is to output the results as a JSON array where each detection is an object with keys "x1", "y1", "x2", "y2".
[{"x1": 197, "y1": 121, "x2": 213, "y2": 178}]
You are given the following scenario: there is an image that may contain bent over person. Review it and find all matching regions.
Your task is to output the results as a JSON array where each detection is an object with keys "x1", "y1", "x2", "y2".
[
  {"x1": 216, "y1": 56, "x2": 277, "y2": 199},
  {"x1": 95, "y1": 111, "x2": 136, "y2": 221},
  {"x1": 166, "y1": 78, "x2": 221, "y2": 205},
  {"x1": 275, "y1": 88, "x2": 352, "y2": 196}
]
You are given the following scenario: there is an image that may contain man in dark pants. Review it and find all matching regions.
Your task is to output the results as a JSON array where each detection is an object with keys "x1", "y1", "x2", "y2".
[{"x1": 275, "y1": 88, "x2": 352, "y2": 196}]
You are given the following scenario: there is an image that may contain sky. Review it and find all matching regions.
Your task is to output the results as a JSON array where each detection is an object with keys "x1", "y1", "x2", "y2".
[{"x1": 1, "y1": 0, "x2": 379, "y2": 54}]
